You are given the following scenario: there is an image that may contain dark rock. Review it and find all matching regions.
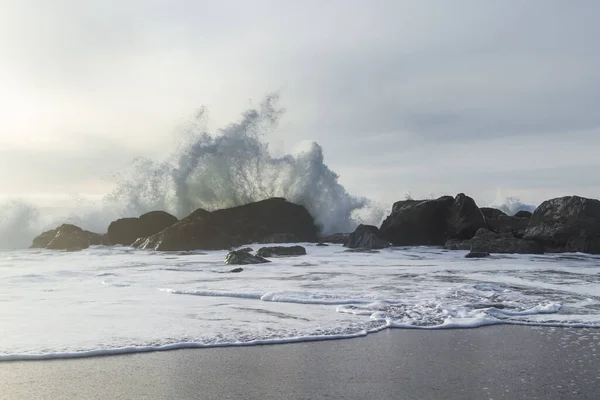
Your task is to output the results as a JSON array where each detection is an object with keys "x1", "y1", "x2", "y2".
[
  {"x1": 379, "y1": 194, "x2": 484, "y2": 246},
  {"x1": 343, "y1": 248, "x2": 380, "y2": 253},
  {"x1": 524, "y1": 196, "x2": 600, "y2": 254},
  {"x1": 471, "y1": 228, "x2": 543, "y2": 254},
  {"x1": 225, "y1": 251, "x2": 270, "y2": 265},
  {"x1": 514, "y1": 210, "x2": 532, "y2": 218},
  {"x1": 256, "y1": 245, "x2": 307, "y2": 257},
  {"x1": 318, "y1": 233, "x2": 349, "y2": 244},
  {"x1": 486, "y1": 215, "x2": 529, "y2": 238},
  {"x1": 229, "y1": 267, "x2": 244, "y2": 273},
  {"x1": 446, "y1": 193, "x2": 487, "y2": 240},
  {"x1": 31, "y1": 229, "x2": 60, "y2": 249},
  {"x1": 344, "y1": 224, "x2": 390, "y2": 249},
  {"x1": 480, "y1": 207, "x2": 507, "y2": 219},
  {"x1": 107, "y1": 218, "x2": 139, "y2": 246},
  {"x1": 238, "y1": 247, "x2": 253, "y2": 253},
  {"x1": 444, "y1": 238, "x2": 471, "y2": 250},
  {"x1": 465, "y1": 251, "x2": 490, "y2": 258},
  {"x1": 133, "y1": 198, "x2": 318, "y2": 251},
  {"x1": 258, "y1": 233, "x2": 300, "y2": 244},
  {"x1": 379, "y1": 196, "x2": 454, "y2": 246},
  {"x1": 30, "y1": 224, "x2": 108, "y2": 251},
  {"x1": 108, "y1": 211, "x2": 177, "y2": 246},
  {"x1": 316, "y1": 243, "x2": 329, "y2": 247}
]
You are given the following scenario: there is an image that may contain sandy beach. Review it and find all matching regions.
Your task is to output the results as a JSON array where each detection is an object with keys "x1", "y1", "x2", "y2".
[{"x1": 1, "y1": 325, "x2": 598, "y2": 400}]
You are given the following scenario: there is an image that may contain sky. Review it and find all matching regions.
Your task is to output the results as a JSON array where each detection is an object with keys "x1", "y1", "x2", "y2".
[{"x1": 1, "y1": 0, "x2": 599, "y2": 212}]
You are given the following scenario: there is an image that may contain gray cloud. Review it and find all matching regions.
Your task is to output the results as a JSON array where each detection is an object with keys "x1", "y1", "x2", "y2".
[{"x1": 0, "y1": 0, "x2": 599, "y2": 209}]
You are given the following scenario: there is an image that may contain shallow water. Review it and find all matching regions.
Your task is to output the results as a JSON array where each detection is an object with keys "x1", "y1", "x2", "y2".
[{"x1": 1, "y1": 244, "x2": 599, "y2": 360}]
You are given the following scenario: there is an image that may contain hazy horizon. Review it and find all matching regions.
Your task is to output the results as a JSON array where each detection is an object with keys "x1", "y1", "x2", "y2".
[{"x1": 2, "y1": 1, "x2": 599, "y2": 216}]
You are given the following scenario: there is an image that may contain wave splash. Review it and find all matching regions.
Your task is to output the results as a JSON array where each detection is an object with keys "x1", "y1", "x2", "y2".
[
  {"x1": 0, "y1": 94, "x2": 379, "y2": 248},
  {"x1": 104, "y1": 94, "x2": 375, "y2": 234}
]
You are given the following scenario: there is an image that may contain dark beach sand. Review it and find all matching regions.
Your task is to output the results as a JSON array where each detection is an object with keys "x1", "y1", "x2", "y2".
[{"x1": 1, "y1": 325, "x2": 599, "y2": 400}]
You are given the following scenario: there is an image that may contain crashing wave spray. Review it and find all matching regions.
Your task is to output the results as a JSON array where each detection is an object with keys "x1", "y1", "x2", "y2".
[
  {"x1": 0, "y1": 94, "x2": 380, "y2": 248},
  {"x1": 103, "y1": 94, "x2": 374, "y2": 234}
]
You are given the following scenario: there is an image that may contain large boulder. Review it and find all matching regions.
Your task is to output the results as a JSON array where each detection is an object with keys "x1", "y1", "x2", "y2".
[
  {"x1": 514, "y1": 210, "x2": 532, "y2": 218},
  {"x1": 30, "y1": 224, "x2": 108, "y2": 251},
  {"x1": 470, "y1": 228, "x2": 543, "y2": 254},
  {"x1": 133, "y1": 198, "x2": 318, "y2": 251},
  {"x1": 344, "y1": 224, "x2": 390, "y2": 249},
  {"x1": 379, "y1": 193, "x2": 485, "y2": 246},
  {"x1": 486, "y1": 215, "x2": 530, "y2": 238},
  {"x1": 107, "y1": 211, "x2": 177, "y2": 246},
  {"x1": 379, "y1": 196, "x2": 454, "y2": 246},
  {"x1": 256, "y1": 246, "x2": 306, "y2": 257},
  {"x1": 446, "y1": 193, "x2": 487, "y2": 239},
  {"x1": 480, "y1": 207, "x2": 507, "y2": 219},
  {"x1": 523, "y1": 196, "x2": 600, "y2": 253}
]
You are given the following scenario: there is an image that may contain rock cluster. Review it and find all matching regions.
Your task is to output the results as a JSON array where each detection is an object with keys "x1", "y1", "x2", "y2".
[{"x1": 29, "y1": 194, "x2": 600, "y2": 256}]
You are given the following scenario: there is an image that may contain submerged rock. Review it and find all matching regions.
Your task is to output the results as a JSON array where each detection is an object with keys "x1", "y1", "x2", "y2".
[
  {"x1": 133, "y1": 198, "x2": 318, "y2": 251},
  {"x1": 225, "y1": 251, "x2": 271, "y2": 265},
  {"x1": 524, "y1": 196, "x2": 600, "y2": 254},
  {"x1": 344, "y1": 224, "x2": 390, "y2": 250},
  {"x1": 108, "y1": 211, "x2": 177, "y2": 246},
  {"x1": 443, "y1": 238, "x2": 471, "y2": 251},
  {"x1": 470, "y1": 228, "x2": 543, "y2": 254},
  {"x1": 256, "y1": 245, "x2": 306, "y2": 257},
  {"x1": 465, "y1": 251, "x2": 490, "y2": 258},
  {"x1": 30, "y1": 224, "x2": 108, "y2": 251},
  {"x1": 343, "y1": 248, "x2": 380, "y2": 253},
  {"x1": 318, "y1": 233, "x2": 349, "y2": 245},
  {"x1": 229, "y1": 267, "x2": 244, "y2": 273}
]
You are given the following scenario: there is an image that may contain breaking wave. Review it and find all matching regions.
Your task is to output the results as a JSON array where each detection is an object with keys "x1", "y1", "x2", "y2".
[{"x1": 0, "y1": 94, "x2": 381, "y2": 248}]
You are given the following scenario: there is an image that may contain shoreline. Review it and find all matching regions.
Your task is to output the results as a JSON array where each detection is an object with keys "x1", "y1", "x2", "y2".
[
  {"x1": 3, "y1": 320, "x2": 599, "y2": 362},
  {"x1": 1, "y1": 325, "x2": 598, "y2": 399}
]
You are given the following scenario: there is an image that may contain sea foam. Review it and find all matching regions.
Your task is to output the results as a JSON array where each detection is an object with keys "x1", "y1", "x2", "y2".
[{"x1": 1, "y1": 244, "x2": 599, "y2": 361}]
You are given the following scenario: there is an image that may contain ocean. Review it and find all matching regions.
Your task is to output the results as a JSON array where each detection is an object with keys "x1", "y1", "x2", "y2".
[{"x1": 2, "y1": 243, "x2": 599, "y2": 361}]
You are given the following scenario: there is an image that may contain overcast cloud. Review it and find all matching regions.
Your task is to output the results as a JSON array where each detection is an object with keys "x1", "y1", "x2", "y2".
[{"x1": 1, "y1": 0, "x2": 599, "y2": 209}]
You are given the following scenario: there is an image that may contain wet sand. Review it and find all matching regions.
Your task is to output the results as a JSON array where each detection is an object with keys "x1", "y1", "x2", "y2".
[{"x1": 1, "y1": 325, "x2": 599, "y2": 400}]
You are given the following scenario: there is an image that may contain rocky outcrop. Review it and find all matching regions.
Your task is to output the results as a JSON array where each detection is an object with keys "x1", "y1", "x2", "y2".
[
  {"x1": 514, "y1": 210, "x2": 532, "y2": 218},
  {"x1": 108, "y1": 211, "x2": 177, "y2": 246},
  {"x1": 256, "y1": 245, "x2": 306, "y2": 257},
  {"x1": 444, "y1": 238, "x2": 471, "y2": 250},
  {"x1": 344, "y1": 224, "x2": 390, "y2": 249},
  {"x1": 486, "y1": 215, "x2": 529, "y2": 238},
  {"x1": 30, "y1": 224, "x2": 108, "y2": 251},
  {"x1": 465, "y1": 251, "x2": 490, "y2": 258},
  {"x1": 446, "y1": 193, "x2": 487, "y2": 239},
  {"x1": 133, "y1": 198, "x2": 318, "y2": 251},
  {"x1": 480, "y1": 207, "x2": 507, "y2": 219},
  {"x1": 379, "y1": 193, "x2": 485, "y2": 246},
  {"x1": 470, "y1": 228, "x2": 543, "y2": 254},
  {"x1": 258, "y1": 233, "x2": 300, "y2": 244},
  {"x1": 318, "y1": 233, "x2": 349, "y2": 244},
  {"x1": 379, "y1": 196, "x2": 454, "y2": 246},
  {"x1": 523, "y1": 196, "x2": 600, "y2": 253},
  {"x1": 225, "y1": 251, "x2": 270, "y2": 265}
]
